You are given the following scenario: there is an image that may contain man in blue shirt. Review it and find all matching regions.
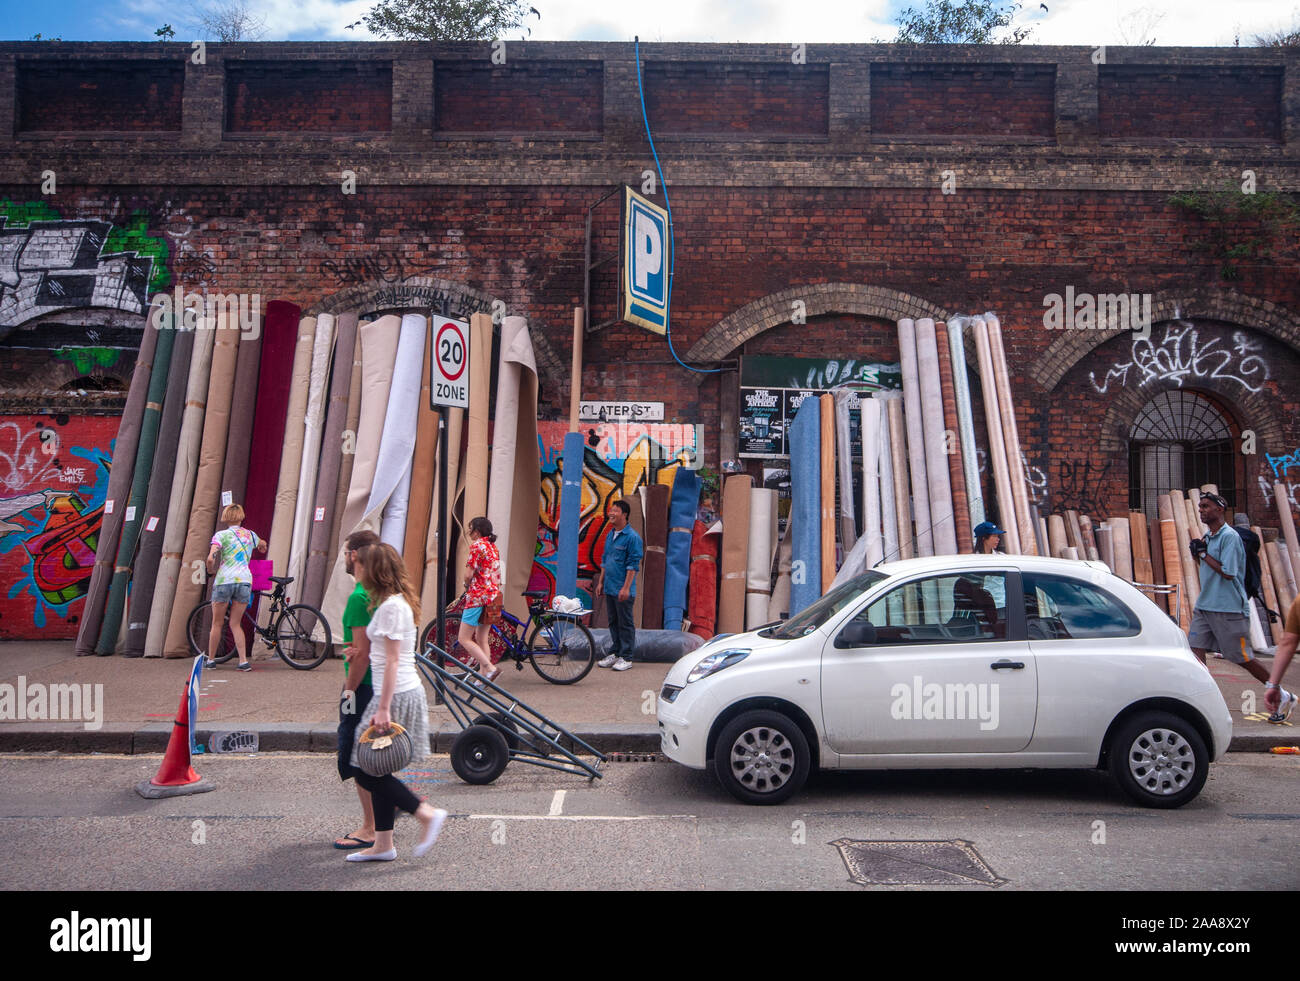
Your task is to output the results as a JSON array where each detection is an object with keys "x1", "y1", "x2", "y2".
[
  {"x1": 1188, "y1": 493, "x2": 1273, "y2": 689},
  {"x1": 595, "y1": 499, "x2": 643, "y2": 672}
]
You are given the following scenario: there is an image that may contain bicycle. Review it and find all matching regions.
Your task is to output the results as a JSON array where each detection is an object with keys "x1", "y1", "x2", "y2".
[
  {"x1": 419, "y1": 589, "x2": 596, "y2": 685},
  {"x1": 187, "y1": 575, "x2": 333, "y2": 670}
]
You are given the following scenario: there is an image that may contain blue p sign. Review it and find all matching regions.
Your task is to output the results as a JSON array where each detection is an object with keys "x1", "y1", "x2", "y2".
[{"x1": 622, "y1": 187, "x2": 669, "y2": 335}]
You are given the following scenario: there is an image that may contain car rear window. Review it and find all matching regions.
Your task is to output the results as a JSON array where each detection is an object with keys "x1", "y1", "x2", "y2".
[{"x1": 1022, "y1": 573, "x2": 1140, "y2": 639}]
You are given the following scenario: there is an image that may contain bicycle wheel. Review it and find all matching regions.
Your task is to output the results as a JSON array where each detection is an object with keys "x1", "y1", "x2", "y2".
[
  {"x1": 187, "y1": 601, "x2": 240, "y2": 664},
  {"x1": 526, "y1": 615, "x2": 596, "y2": 685},
  {"x1": 274, "y1": 603, "x2": 332, "y2": 670},
  {"x1": 421, "y1": 615, "x2": 475, "y2": 681}
]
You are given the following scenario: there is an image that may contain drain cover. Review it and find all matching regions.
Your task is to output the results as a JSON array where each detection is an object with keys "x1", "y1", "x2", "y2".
[{"x1": 830, "y1": 838, "x2": 1007, "y2": 887}]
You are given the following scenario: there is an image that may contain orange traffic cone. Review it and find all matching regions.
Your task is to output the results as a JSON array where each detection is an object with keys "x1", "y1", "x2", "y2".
[{"x1": 135, "y1": 670, "x2": 216, "y2": 799}]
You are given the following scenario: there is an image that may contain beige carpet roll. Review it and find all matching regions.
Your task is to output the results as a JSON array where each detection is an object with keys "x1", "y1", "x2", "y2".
[
  {"x1": 971, "y1": 317, "x2": 1020, "y2": 554},
  {"x1": 1110, "y1": 514, "x2": 1133, "y2": 583},
  {"x1": 329, "y1": 327, "x2": 365, "y2": 562},
  {"x1": 454, "y1": 313, "x2": 494, "y2": 580},
  {"x1": 886, "y1": 396, "x2": 912, "y2": 559},
  {"x1": 287, "y1": 314, "x2": 337, "y2": 595},
  {"x1": 1096, "y1": 522, "x2": 1115, "y2": 574},
  {"x1": 1130, "y1": 512, "x2": 1152, "y2": 585},
  {"x1": 1255, "y1": 526, "x2": 1284, "y2": 644},
  {"x1": 403, "y1": 340, "x2": 437, "y2": 595},
  {"x1": 718, "y1": 474, "x2": 753, "y2": 635},
  {"x1": 746, "y1": 487, "x2": 778, "y2": 631},
  {"x1": 420, "y1": 406, "x2": 465, "y2": 622},
  {"x1": 1047, "y1": 515, "x2": 1068, "y2": 558},
  {"x1": 1169, "y1": 490, "x2": 1199, "y2": 607}
]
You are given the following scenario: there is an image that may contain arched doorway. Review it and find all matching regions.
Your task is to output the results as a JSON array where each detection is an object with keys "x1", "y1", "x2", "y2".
[{"x1": 1128, "y1": 390, "x2": 1238, "y2": 518}]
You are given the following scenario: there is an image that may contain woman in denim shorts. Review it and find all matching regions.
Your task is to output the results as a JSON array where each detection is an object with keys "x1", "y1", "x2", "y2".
[{"x1": 205, "y1": 503, "x2": 266, "y2": 671}]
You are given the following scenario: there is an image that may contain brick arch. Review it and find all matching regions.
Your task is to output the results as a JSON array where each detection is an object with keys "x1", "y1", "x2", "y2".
[
  {"x1": 1029, "y1": 289, "x2": 1300, "y2": 392},
  {"x1": 685, "y1": 283, "x2": 953, "y2": 362},
  {"x1": 1094, "y1": 378, "x2": 1284, "y2": 456}
]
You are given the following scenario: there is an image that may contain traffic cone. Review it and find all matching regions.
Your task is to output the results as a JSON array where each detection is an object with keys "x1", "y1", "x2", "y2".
[{"x1": 135, "y1": 671, "x2": 216, "y2": 799}]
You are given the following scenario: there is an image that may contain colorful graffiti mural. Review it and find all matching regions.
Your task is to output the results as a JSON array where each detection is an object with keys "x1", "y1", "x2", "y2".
[
  {"x1": 0, "y1": 416, "x2": 117, "y2": 637},
  {"x1": 532, "y1": 421, "x2": 701, "y2": 603}
]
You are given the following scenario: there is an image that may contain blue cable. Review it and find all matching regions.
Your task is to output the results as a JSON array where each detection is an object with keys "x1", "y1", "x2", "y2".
[{"x1": 635, "y1": 36, "x2": 722, "y2": 374}]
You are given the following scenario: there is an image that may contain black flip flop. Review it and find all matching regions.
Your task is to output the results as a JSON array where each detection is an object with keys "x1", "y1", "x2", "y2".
[{"x1": 334, "y1": 834, "x2": 376, "y2": 850}]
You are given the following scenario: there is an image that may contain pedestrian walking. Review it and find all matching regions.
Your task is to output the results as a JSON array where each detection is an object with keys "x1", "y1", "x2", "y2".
[
  {"x1": 204, "y1": 504, "x2": 265, "y2": 671},
  {"x1": 334, "y1": 529, "x2": 381, "y2": 851},
  {"x1": 458, "y1": 516, "x2": 502, "y2": 681},
  {"x1": 1187, "y1": 493, "x2": 1274, "y2": 695},
  {"x1": 595, "y1": 499, "x2": 643, "y2": 672},
  {"x1": 1263, "y1": 593, "x2": 1299, "y2": 723},
  {"x1": 346, "y1": 543, "x2": 446, "y2": 862}
]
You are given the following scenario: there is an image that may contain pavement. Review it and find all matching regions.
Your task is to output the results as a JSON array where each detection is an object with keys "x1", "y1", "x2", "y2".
[{"x1": 0, "y1": 640, "x2": 1297, "y2": 754}]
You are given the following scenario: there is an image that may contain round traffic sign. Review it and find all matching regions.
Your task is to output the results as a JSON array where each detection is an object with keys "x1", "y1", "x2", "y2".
[{"x1": 436, "y1": 322, "x2": 467, "y2": 381}]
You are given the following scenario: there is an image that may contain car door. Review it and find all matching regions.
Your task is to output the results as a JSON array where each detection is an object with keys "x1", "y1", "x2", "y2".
[{"x1": 820, "y1": 569, "x2": 1038, "y2": 756}]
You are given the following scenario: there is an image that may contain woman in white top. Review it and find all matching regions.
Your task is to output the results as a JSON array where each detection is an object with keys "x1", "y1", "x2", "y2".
[{"x1": 346, "y1": 543, "x2": 446, "y2": 862}]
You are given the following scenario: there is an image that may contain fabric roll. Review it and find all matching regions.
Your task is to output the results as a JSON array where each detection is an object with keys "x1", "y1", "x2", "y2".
[
  {"x1": 1130, "y1": 512, "x2": 1153, "y2": 584},
  {"x1": 688, "y1": 519, "x2": 719, "y2": 639},
  {"x1": 833, "y1": 391, "x2": 857, "y2": 555},
  {"x1": 1064, "y1": 510, "x2": 1083, "y2": 550},
  {"x1": 97, "y1": 321, "x2": 177, "y2": 653},
  {"x1": 1080, "y1": 514, "x2": 1101, "y2": 562},
  {"x1": 486, "y1": 316, "x2": 540, "y2": 621},
  {"x1": 1147, "y1": 512, "x2": 1167, "y2": 612},
  {"x1": 145, "y1": 319, "x2": 216, "y2": 657},
  {"x1": 985, "y1": 313, "x2": 1036, "y2": 555},
  {"x1": 746, "y1": 487, "x2": 778, "y2": 630},
  {"x1": 262, "y1": 316, "x2": 318, "y2": 620},
  {"x1": 242, "y1": 301, "x2": 300, "y2": 549},
  {"x1": 625, "y1": 492, "x2": 646, "y2": 629},
  {"x1": 916, "y1": 318, "x2": 957, "y2": 556},
  {"x1": 876, "y1": 394, "x2": 900, "y2": 563},
  {"x1": 556, "y1": 431, "x2": 586, "y2": 600},
  {"x1": 402, "y1": 333, "x2": 437, "y2": 596},
  {"x1": 304, "y1": 314, "x2": 360, "y2": 611},
  {"x1": 767, "y1": 516, "x2": 792, "y2": 622},
  {"x1": 1096, "y1": 522, "x2": 1115, "y2": 574},
  {"x1": 790, "y1": 396, "x2": 821, "y2": 616},
  {"x1": 454, "y1": 313, "x2": 494, "y2": 580},
  {"x1": 860, "y1": 397, "x2": 883, "y2": 569},
  {"x1": 641, "y1": 482, "x2": 670, "y2": 630},
  {"x1": 1048, "y1": 515, "x2": 1069, "y2": 558},
  {"x1": 972, "y1": 316, "x2": 1020, "y2": 554},
  {"x1": 663, "y1": 467, "x2": 702, "y2": 630},
  {"x1": 287, "y1": 313, "x2": 337, "y2": 594},
  {"x1": 819, "y1": 394, "x2": 835, "y2": 590},
  {"x1": 1255, "y1": 525, "x2": 1284, "y2": 644},
  {"x1": 75, "y1": 313, "x2": 161, "y2": 655},
  {"x1": 162, "y1": 316, "x2": 242, "y2": 656},
  {"x1": 948, "y1": 318, "x2": 985, "y2": 529},
  {"x1": 717, "y1": 474, "x2": 752, "y2": 634},
  {"x1": 1169, "y1": 489, "x2": 1200, "y2": 606},
  {"x1": 321, "y1": 315, "x2": 402, "y2": 634},
  {"x1": 935, "y1": 321, "x2": 972, "y2": 553},
  {"x1": 420, "y1": 405, "x2": 464, "y2": 624},
  {"x1": 897, "y1": 319, "x2": 933, "y2": 556},
  {"x1": 329, "y1": 327, "x2": 365, "y2": 564},
  {"x1": 378, "y1": 314, "x2": 426, "y2": 549},
  {"x1": 218, "y1": 313, "x2": 264, "y2": 509},
  {"x1": 1160, "y1": 496, "x2": 1187, "y2": 629},
  {"x1": 885, "y1": 395, "x2": 911, "y2": 560},
  {"x1": 124, "y1": 323, "x2": 194, "y2": 656},
  {"x1": 1110, "y1": 514, "x2": 1134, "y2": 582}
]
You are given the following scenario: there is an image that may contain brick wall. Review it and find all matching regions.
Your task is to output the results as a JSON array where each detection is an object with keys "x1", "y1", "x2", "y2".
[
  {"x1": 870, "y1": 64, "x2": 1055, "y2": 138},
  {"x1": 225, "y1": 60, "x2": 392, "y2": 133},
  {"x1": 435, "y1": 61, "x2": 602, "y2": 133},
  {"x1": 642, "y1": 62, "x2": 829, "y2": 136},
  {"x1": 16, "y1": 60, "x2": 183, "y2": 132},
  {"x1": 1099, "y1": 66, "x2": 1283, "y2": 141}
]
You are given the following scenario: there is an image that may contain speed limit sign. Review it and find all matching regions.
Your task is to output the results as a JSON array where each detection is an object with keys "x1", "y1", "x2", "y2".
[{"x1": 430, "y1": 318, "x2": 470, "y2": 409}]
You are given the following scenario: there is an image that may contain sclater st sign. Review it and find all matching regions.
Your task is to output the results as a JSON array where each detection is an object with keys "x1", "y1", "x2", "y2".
[{"x1": 431, "y1": 317, "x2": 470, "y2": 409}]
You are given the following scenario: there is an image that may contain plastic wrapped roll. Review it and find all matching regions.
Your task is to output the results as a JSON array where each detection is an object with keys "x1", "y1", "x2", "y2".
[
  {"x1": 790, "y1": 397, "x2": 821, "y2": 616},
  {"x1": 746, "y1": 487, "x2": 778, "y2": 631}
]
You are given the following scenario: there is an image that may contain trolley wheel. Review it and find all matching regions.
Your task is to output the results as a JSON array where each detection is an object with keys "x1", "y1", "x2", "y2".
[
  {"x1": 471, "y1": 713, "x2": 520, "y2": 752},
  {"x1": 451, "y1": 725, "x2": 510, "y2": 785},
  {"x1": 275, "y1": 603, "x2": 332, "y2": 670}
]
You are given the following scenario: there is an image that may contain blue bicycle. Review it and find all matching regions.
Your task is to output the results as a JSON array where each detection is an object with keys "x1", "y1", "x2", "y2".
[{"x1": 419, "y1": 590, "x2": 597, "y2": 685}]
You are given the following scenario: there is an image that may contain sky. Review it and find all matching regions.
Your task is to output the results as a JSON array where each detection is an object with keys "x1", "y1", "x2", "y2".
[{"x1": 4, "y1": 0, "x2": 1297, "y2": 46}]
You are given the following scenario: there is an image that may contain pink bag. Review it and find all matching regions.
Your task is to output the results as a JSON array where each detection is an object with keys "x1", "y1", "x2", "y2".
[{"x1": 249, "y1": 559, "x2": 273, "y2": 592}]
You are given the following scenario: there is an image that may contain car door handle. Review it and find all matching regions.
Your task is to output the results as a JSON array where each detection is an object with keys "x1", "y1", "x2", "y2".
[{"x1": 990, "y1": 661, "x2": 1025, "y2": 670}]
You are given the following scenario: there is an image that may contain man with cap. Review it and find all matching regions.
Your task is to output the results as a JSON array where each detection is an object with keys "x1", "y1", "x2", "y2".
[{"x1": 1187, "y1": 493, "x2": 1275, "y2": 692}]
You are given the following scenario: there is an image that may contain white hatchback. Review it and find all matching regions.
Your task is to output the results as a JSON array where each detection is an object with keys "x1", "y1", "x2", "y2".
[{"x1": 658, "y1": 554, "x2": 1233, "y2": 807}]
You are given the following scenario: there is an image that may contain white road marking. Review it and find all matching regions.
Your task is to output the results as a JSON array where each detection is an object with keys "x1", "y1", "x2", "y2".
[
  {"x1": 549, "y1": 789, "x2": 566, "y2": 815},
  {"x1": 468, "y1": 814, "x2": 694, "y2": 821}
]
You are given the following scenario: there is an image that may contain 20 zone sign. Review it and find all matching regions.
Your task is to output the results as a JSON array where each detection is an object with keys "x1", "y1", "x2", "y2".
[{"x1": 431, "y1": 318, "x2": 470, "y2": 409}]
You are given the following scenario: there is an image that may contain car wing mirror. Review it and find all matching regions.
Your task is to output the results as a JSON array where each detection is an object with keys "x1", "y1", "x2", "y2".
[{"x1": 836, "y1": 620, "x2": 877, "y2": 648}]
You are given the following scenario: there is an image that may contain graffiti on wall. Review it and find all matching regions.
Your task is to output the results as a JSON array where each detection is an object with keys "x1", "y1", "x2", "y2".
[
  {"x1": 1053, "y1": 458, "x2": 1113, "y2": 516},
  {"x1": 0, "y1": 417, "x2": 117, "y2": 637},
  {"x1": 1089, "y1": 323, "x2": 1270, "y2": 395},
  {"x1": 0, "y1": 201, "x2": 169, "y2": 329},
  {"x1": 532, "y1": 421, "x2": 701, "y2": 602}
]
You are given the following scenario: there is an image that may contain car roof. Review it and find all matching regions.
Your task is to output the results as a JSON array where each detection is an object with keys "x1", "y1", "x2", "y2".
[{"x1": 873, "y1": 553, "x2": 1114, "y2": 578}]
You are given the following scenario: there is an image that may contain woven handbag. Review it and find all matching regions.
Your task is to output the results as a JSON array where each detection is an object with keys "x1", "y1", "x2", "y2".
[{"x1": 356, "y1": 722, "x2": 413, "y2": 777}]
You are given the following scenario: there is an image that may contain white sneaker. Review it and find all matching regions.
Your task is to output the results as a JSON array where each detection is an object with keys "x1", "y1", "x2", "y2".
[
  {"x1": 597, "y1": 654, "x2": 618, "y2": 668},
  {"x1": 612, "y1": 657, "x2": 632, "y2": 671}
]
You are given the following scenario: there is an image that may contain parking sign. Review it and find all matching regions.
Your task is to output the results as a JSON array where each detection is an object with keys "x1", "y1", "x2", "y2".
[
  {"x1": 621, "y1": 186, "x2": 669, "y2": 335},
  {"x1": 431, "y1": 317, "x2": 470, "y2": 409}
]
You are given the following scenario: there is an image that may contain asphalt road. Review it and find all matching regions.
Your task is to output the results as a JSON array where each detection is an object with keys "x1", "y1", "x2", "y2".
[{"x1": 2, "y1": 751, "x2": 1298, "y2": 891}]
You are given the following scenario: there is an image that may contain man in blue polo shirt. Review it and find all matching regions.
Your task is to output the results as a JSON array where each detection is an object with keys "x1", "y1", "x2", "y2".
[
  {"x1": 595, "y1": 499, "x2": 643, "y2": 672},
  {"x1": 1188, "y1": 492, "x2": 1273, "y2": 690}
]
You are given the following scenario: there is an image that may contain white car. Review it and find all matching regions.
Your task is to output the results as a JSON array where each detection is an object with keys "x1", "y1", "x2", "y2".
[{"x1": 658, "y1": 554, "x2": 1232, "y2": 808}]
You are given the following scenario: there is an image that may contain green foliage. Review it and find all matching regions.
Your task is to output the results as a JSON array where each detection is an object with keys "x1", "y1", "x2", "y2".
[
  {"x1": 155, "y1": 24, "x2": 177, "y2": 40},
  {"x1": 362, "y1": 0, "x2": 532, "y2": 41},
  {"x1": 893, "y1": 0, "x2": 1033, "y2": 44},
  {"x1": 1168, "y1": 183, "x2": 1300, "y2": 281},
  {"x1": 103, "y1": 211, "x2": 172, "y2": 293}
]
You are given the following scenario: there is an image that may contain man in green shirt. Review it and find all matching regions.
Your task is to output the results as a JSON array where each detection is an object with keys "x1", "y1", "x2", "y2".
[{"x1": 335, "y1": 530, "x2": 381, "y2": 849}]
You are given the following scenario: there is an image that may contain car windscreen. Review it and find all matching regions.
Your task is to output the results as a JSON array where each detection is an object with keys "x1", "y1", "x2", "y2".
[{"x1": 761, "y1": 571, "x2": 888, "y2": 639}]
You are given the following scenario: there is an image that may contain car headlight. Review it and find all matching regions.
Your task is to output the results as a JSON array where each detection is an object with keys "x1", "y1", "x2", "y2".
[{"x1": 686, "y1": 649, "x2": 749, "y2": 683}]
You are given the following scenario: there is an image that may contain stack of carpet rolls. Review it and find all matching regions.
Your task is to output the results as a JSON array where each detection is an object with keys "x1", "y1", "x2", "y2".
[
  {"x1": 77, "y1": 303, "x2": 542, "y2": 658},
  {"x1": 1038, "y1": 483, "x2": 1297, "y2": 652}
]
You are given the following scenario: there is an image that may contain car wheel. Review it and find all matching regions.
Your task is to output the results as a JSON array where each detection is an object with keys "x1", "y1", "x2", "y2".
[
  {"x1": 712, "y1": 710, "x2": 810, "y2": 805},
  {"x1": 1109, "y1": 710, "x2": 1208, "y2": 809}
]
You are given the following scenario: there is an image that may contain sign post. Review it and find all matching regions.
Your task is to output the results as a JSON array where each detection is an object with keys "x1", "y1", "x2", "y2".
[{"x1": 430, "y1": 313, "x2": 469, "y2": 651}]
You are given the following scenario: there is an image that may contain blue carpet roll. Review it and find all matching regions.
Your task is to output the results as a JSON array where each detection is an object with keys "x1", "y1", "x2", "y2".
[
  {"x1": 790, "y1": 396, "x2": 821, "y2": 616},
  {"x1": 663, "y1": 468, "x2": 701, "y2": 630},
  {"x1": 556, "y1": 431, "x2": 585, "y2": 599}
]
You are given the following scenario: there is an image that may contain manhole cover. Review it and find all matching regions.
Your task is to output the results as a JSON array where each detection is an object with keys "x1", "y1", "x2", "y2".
[{"x1": 830, "y1": 838, "x2": 1007, "y2": 887}]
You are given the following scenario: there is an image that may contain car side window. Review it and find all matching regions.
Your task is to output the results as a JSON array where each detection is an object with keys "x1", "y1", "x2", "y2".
[
  {"x1": 1022, "y1": 573, "x2": 1140, "y2": 640},
  {"x1": 843, "y1": 573, "x2": 1008, "y2": 645}
]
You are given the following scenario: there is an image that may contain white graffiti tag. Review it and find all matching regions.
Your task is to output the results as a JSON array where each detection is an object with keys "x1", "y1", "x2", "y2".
[
  {"x1": 1090, "y1": 323, "x2": 1269, "y2": 395},
  {"x1": 0, "y1": 423, "x2": 61, "y2": 494}
]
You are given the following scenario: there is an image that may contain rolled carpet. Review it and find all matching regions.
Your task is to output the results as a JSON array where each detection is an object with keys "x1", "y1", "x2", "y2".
[
  {"x1": 378, "y1": 314, "x2": 427, "y2": 549},
  {"x1": 218, "y1": 310, "x2": 264, "y2": 509},
  {"x1": 587, "y1": 628, "x2": 705, "y2": 663},
  {"x1": 934, "y1": 321, "x2": 972, "y2": 553},
  {"x1": 717, "y1": 474, "x2": 752, "y2": 635},
  {"x1": 876, "y1": 393, "x2": 901, "y2": 563},
  {"x1": 454, "y1": 313, "x2": 494, "y2": 580},
  {"x1": 819, "y1": 393, "x2": 836, "y2": 590},
  {"x1": 328, "y1": 327, "x2": 365, "y2": 565},
  {"x1": 897, "y1": 319, "x2": 933, "y2": 556},
  {"x1": 916, "y1": 318, "x2": 957, "y2": 556},
  {"x1": 663, "y1": 467, "x2": 701, "y2": 631},
  {"x1": 624, "y1": 492, "x2": 645, "y2": 629},
  {"x1": 287, "y1": 313, "x2": 338, "y2": 593},
  {"x1": 242, "y1": 301, "x2": 301, "y2": 549},
  {"x1": 556, "y1": 431, "x2": 585, "y2": 601},
  {"x1": 641, "y1": 482, "x2": 670, "y2": 630},
  {"x1": 402, "y1": 334, "x2": 437, "y2": 596},
  {"x1": 833, "y1": 390, "x2": 857, "y2": 555},
  {"x1": 419, "y1": 406, "x2": 465, "y2": 627},
  {"x1": 790, "y1": 396, "x2": 820, "y2": 616},
  {"x1": 767, "y1": 516, "x2": 792, "y2": 622},
  {"x1": 75, "y1": 311, "x2": 161, "y2": 656},
  {"x1": 745, "y1": 487, "x2": 778, "y2": 631},
  {"x1": 860, "y1": 396, "x2": 883, "y2": 569},
  {"x1": 687, "y1": 519, "x2": 718, "y2": 640}
]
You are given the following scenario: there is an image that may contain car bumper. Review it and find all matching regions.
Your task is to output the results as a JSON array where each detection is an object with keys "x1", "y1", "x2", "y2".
[{"x1": 658, "y1": 700, "x2": 710, "y2": 769}]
